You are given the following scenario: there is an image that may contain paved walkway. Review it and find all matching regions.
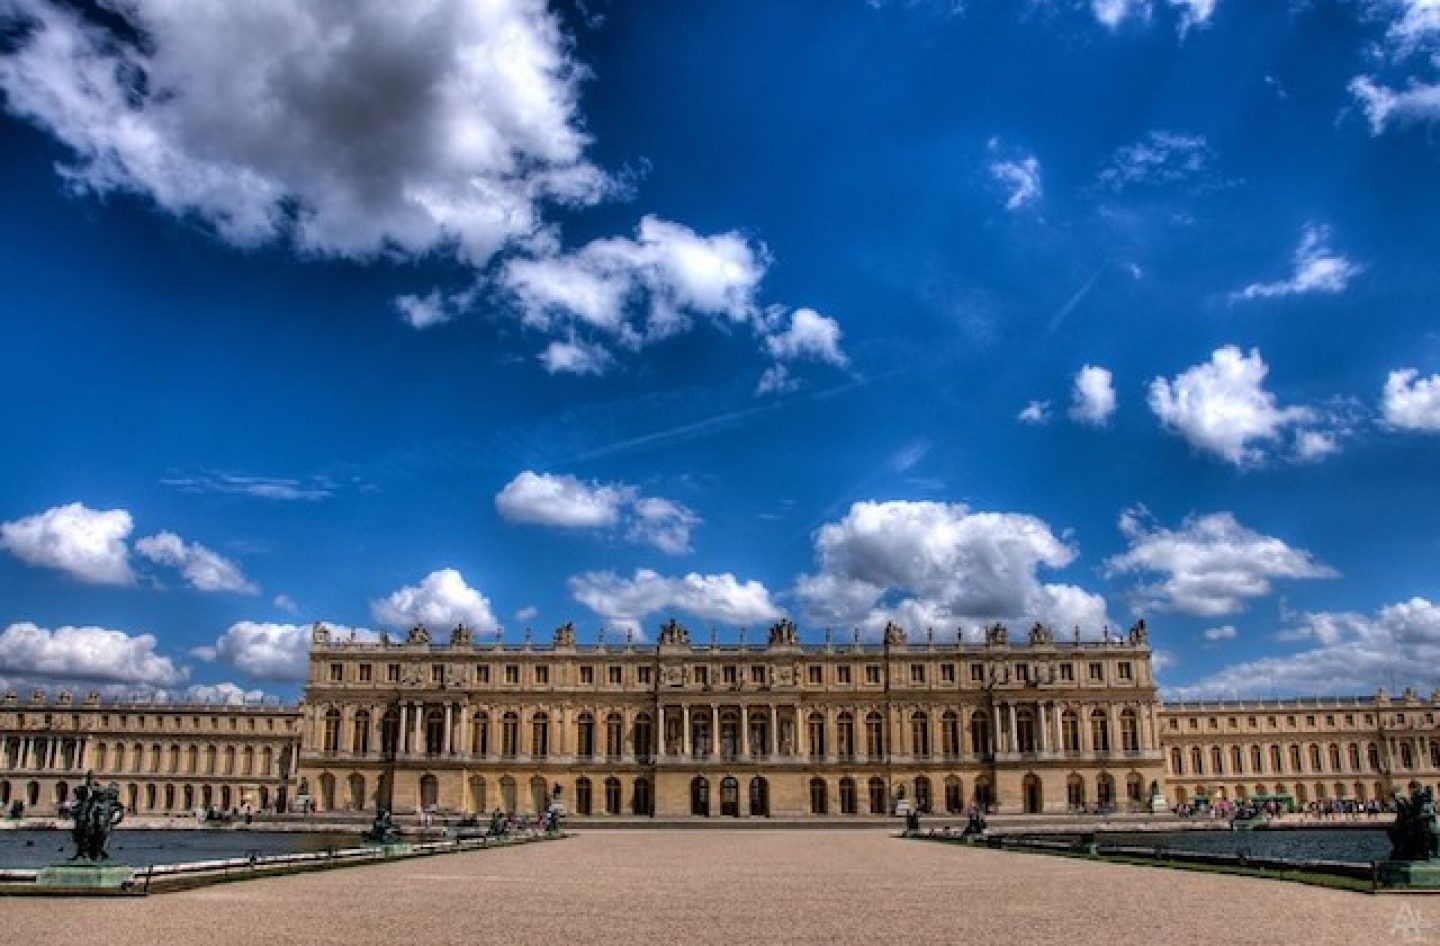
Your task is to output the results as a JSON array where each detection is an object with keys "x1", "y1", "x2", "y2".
[{"x1": 7, "y1": 830, "x2": 1437, "y2": 945}]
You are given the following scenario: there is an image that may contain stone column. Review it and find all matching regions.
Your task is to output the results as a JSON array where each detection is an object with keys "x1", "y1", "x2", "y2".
[
  {"x1": 1008, "y1": 703, "x2": 1019, "y2": 755},
  {"x1": 741, "y1": 705, "x2": 750, "y2": 758},
  {"x1": 709, "y1": 704, "x2": 718, "y2": 758},
  {"x1": 798, "y1": 705, "x2": 809, "y2": 758},
  {"x1": 412, "y1": 702, "x2": 424, "y2": 755},
  {"x1": 1038, "y1": 702, "x2": 1049, "y2": 754},
  {"x1": 20, "y1": 737, "x2": 31, "y2": 770},
  {"x1": 397, "y1": 703, "x2": 409, "y2": 754},
  {"x1": 992, "y1": 705, "x2": 1003, "y2": 754},
  {"x1": 1053, "y1": 703, "x2": 1064, "y2": 753},
  {"x1": 443, "y1": 703, "x2": 454, "y2": 755},
  {"x1": 77, "y1": 737, "x2": 88, "y2": 771},
  {"x1": 682, "y1": 705, "x2": 692, "y2": 757}
]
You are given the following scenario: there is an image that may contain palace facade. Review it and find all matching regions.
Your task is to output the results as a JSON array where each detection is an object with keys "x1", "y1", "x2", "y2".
[{"x1": 2, "y1": 617, "x2": 1437, "y2": 819}]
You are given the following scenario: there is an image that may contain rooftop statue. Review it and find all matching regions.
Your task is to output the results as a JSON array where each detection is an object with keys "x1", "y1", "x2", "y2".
[
  {"x1": 659, "y1": 618, "x2": 691, "y2": 646},
  {"x1": 985, "y1": 623, "x2": 1009, "y2": 646},
  {"x1": 449, "y1": 624, "x2": 473, "y2": 646},
  {"x1": 768, "y1": 618, "x2": 799, "y2": 647},
  {"x1": 552, "y1": 622, "x2": 577, "y2": 648},
  {"x1": 68, "y1": 772, "x2": 125, "y2": 862},
  {"x1": 407, "y1": 624, "x2": 432, "y2": 645},
  {"x1": 1028, "y1": 622, "x2": 1053, "y2": 645},
  {"x1": 883, "y1": 622, "x2": 906, "y2": 646},
  {"x1": 311, "y1": 621, "x2": 331, "y2": 644},
  {"x1": 1128, "y1": 618, "x2": 1149, "y2": 646}
]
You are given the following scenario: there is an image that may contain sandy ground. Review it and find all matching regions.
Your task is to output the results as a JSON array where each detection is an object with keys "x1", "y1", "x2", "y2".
[{"x1": 6, "y1": 830, "x2": 1438, "y2": 946}]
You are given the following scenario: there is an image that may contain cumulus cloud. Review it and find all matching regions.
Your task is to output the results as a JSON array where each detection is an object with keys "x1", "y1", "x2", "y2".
[
  {"x1": 1104, "y1": 507, "x2": 1336, "y2": 617},
  {"x1": 568, "y1": 568, "x2": 782, "y2": 634},
  {"x1": 1097, "y1": 131, "x2": 1218, "y2": 192},
  {"x1": 1091, "y1": 0, "x2": 1217, "y2": 32},
  {"x1": 495, "y1": 471, "x2": 700, "y2": 554},
  {"x1": 0, "y1": 0, "x2": 606, "y2": 263},
  {"x1": 1234, "y1": 225, "x2": 1363, "y2": 301},
  {"x1": 763, "y1": 308, "x2": 847, "y2": 366},
  {"x1": 795, "y1": 500, "x2": 1111, "y2": 636},
  {"x1": 1351, "y1": 75, "x2": 1440, "y2": 133},
  {"x1": 1069, "y1": 365, "x2": 1116, "y2": 426},
  {"x1": 1169, "y1": 597, "x2": 1440, "y2": 699},
  {"x1": 1203, "y1": 624, "x2": 1238, "y2": 641},
  {"x1": 538, "y1": 336, "x2": 613, "y2": 376},
  {"x1": 1382, "y1": 368, "x2": 1440, "y2": 432},
  {"x1": 395, "y1": 289, "x2": 462, "y2": 331},
  {"x1": 0, "y1": 621, "x2": 185, "y2": 686},
  {"x1": 371, "y1": 568, "x2": 498, "y2": 631},
  {"x1": 989, "y1": 155, "x2": 1042, "y2": 211},
  {"x1": 1017, "y1": 400, "x2": 1052, "y2": 425},
  {"x1": 756, "y1": 364, "x2": 798, "y2": 396},
  {"x1": 135, "y1": 530, "x2": 258, "y2": 594},
  {"x1": 195, "y1": 620, "x2": 368, "y2": 682},
  {"x1": 0, "y1": 502, "x2": 134, "y2": 585},
  {"x1": 1147, "y1": 345, "x2": 1318, "y2": 466}
]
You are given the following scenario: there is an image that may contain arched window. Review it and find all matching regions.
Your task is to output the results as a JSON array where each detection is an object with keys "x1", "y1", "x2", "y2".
[
  {"x1": 809, "y1": 777, "x2": 828, "y2": 815},
  {"x1": 204, "y1": 745, "x2": 217, "y2": 775},
  {"x1": 1269, "y1": 745, "x2": 1282, "y2": 773},
  {"x1": 1401, "y1": 742, "x2": 1415, "y2": 769},
  {"x1": 1366, "y1": 743, "x2": 1381, "y2": 772},
  {"x1": 1211, "y1": 746, "x2": 1224, "y2": 775},
  {"x1": 1289, "y1": 745, "x2": 1302, "y2": 773},
  {"x1": 1120, "y1": 710, "x2": 1139, "y2": 752},
  {"x1": 322, "y1": 708, "x2": 341, "y2": 753},
  {"x1": 1126, "y1": 772, "x2": 1145, "y2": 806},
  {"x1": 868, "y1": 776, "x2": 888, "y2": 815},
  {"x1": 839, "y1": 777, "x2": 857, "y2": 815},
  {"x1": 633, "y1": 777, "x2": 653, "y2": 816},
  {"x1": 808, "y1": 712, "x2": 826, "y2": 758},
  {"x1": 1231, "y1": 746, "x2": 1244, "y2": 774},
  {"x1": 261, "y1": 746, "x2": 273, "y2": 776},
  {"x1": 865, "y1": 712, "x2": 885, "y2": 759},
  {"x1": 910, "y1": 712, "x2": 930, "y2": 758},
  {"x1": 472, "y1": 712, "x2": 490, "y2": 756},
  {"x1": 1090, "y1": 710, "x2": 1110, "y2": 752},
  {"x1": 425, "y1": 709, "x2": 445, "y2": 756},
  {"x1": 941, "y1": 711, "x2": 960, "y2": 758},
  {"x1": 575, "y1": 777, "x2": 593, "y2": 816},
  {"x1": 1015, "y1": 709, "x2": 1036, "y2": 754},
  {"x1": 605, "y1": 713, "x2": 623, "y2": 758},
  {"x1": 749, "y1": 777, "x2": 769, "y2": 817},
  {"x1": 913, "y1": 775, "x2": 932, "y2": 814},
  {"x1": 1308, "y1": 744, "x2": 1322, "y2": 771},
  {"x1": 241, "y1": 746, "x2": 254, "y2": 776},
  {"x1": 1348, "y1": 744, "x2": 1361, "y2": 771},
  {"x1": 1191, "y1": 747, "x2": 1204, "y2": 776},
  {"x1": 1170, "y1": 747, "x2": 1184, "y2": 775},
  {"x1": 380, "y1": 709, "x2": 400, "y2": 756},
  {"x1": 223, "y1": 746, "x2": 235, "y2": 775},
  {"x1": 604, "y1": 777, "x2": 622, "y2": 815},
  {"x1": 131, "y1": 743, "x2": 144, "y2": 773},
  {"x1": 970, "y1": 711, "x2": 992, "y2": 757},
  {"x1": 1067, "y1": 773, "x2": 1086, "y2": 809},
  {"x1": 1061, "y1": 710, "x2": 1081, "y2": 752},
  {"x1": 577, "y1": 713, "x2": 595, "y2": 758},
  {"x1": 501, "y1": 712, "x2": 519, "y2": 757},
  {"x1": 944, "y1": 776, "x2": 963, "y2": 813},
  {"x1": 690, "y1": 776, "x2": 710, "y2": 816},
  {"x1": 837, "y1": 712, "x2": 856, "y2": 759},
  {"x1": 1328, "y1": 744, "x2": 1342, "y2": 771},
  {"x1": 531, "y1": 712, "x2": 550, "y2": 758},
  {"x1": 1096, "y1": 772, "x2": 1115, "y2": 808},
  {"x1": 1250, "y1": 745, "x2": 1263, "y2": 772},
  {"x1": 186, "y1": 744, "x2": 198, "y2": 774},
  {"x1": 149, "y1": 743, "x2": 162, "y2": 773},
  {"x1": 352, "y1": 710, "x2": 371, "y2": 754},
  {"x1": 634, "y1": 713, "x2": 653, "y2": 761}
]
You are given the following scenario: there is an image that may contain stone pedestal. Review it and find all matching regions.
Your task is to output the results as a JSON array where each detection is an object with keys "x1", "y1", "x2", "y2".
[
  {"x1": 1377, "y1": 860, "x2": 1440, "y2": 890},
  {"x1": 1148, "y1": 790, "x2": 1169, "y2": 813},
  {"x1": 35, "y1": 864, "x2": 135, "y2": 889}
]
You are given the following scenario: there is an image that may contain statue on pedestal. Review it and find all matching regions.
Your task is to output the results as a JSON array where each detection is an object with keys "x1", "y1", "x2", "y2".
[
  {"x1": 362, "y1": 807, "x2": 402, "y2": 844},
  {"x1": 69, "y1": 773, "x2": 124, "y2": 862},
  {"x1": 1388, "y1": 786, "x2": 1440, "y2": 862}
]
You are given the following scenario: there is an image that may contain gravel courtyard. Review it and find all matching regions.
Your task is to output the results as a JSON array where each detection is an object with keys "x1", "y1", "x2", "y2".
[{"x1": 7, "y1": 830, "x2": 1436, "y2": 946}]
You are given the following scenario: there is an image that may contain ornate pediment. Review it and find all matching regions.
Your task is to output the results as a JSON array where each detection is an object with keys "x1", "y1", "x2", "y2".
[
  {"x1": 406, "y1": 624, "x2": 431, "y2": 645},
  {"x1": 658, "y1": 618, "x2": 691, "y2": 647}
]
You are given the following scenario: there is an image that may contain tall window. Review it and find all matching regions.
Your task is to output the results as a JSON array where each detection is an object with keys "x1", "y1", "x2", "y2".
[
  {"x1": 472, "y1": 712, "x2": 489, "y2": 756},
  {"x1": 910, "y1": 712, "x2": 930, "y2": 758},
  {"x1": 501, "y1": 712, "x2": 519, "y2": 757},
  {"x1": 839, "y1": 777, "x2": 857, "y2": 815},
  {"x1": 1062, "y1": 711, "x2": 1081, "y2": 752},
  {"x1": 941, "y1": 711, "x2": 960, "y2": 757},
  {"x1": 575, "y1": 777, "x2": 592, "y2": 816},
  {"x1": 865, "y1": 712, "x2": 885, "y2": 759},
  {"x1": 352, "y1": 710, "x2": 371, "y2": 754},
  {"x1": 604, "y1": 777, "x2": 622, "y2": 815},
  {"x1": 1170, "y1": 747, "x2": 1184, "y2": 775},
  {"x1": 836, "y1": 712, "x2": 855, "y2": 758},
  {"x1": 1090, "y1": 710, "x2": 1110, "y2": 752},
  {"x1": 531, "y1": 713, "x2": 550, "y2": 758},
  {"x1": 970, "y1": 712, "x2": 991, "y2": 757},
  {"x1": 634, "y1": 714, "x2": 653, "y2": 760},
  {"x1": 606, "y1": 713, "x2": 623, "y2": 758},
  {"x1": 577, "y1": 713, "x2": 595, "y2": 759},
  {"x1": 808, "y1": 713, "x2": 826, "y2": 758},
  {"x1": 1120, "y1": 710, "x2": 1139, "y2": 751},
  {"x1": 322, "y1": 708, "x2": 341, "y2": 753},
  {"x1": 809, "y1": 777, "x2": 828, "y2": 815},
  {"x1": 1015, "y1": 710, "x2": 1036, "y2": 753}
]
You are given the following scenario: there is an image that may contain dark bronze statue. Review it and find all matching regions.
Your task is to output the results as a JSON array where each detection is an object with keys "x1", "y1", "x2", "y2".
[
  {"x1": 1388, "y1": 785, "x2": 1440, "y2": 862},
  {"x1": 68, "y1": 772, "x2": 124, "y2": 861},
  {"x1": 362, "y1": 807, "x2": 401, "y2": 844}
]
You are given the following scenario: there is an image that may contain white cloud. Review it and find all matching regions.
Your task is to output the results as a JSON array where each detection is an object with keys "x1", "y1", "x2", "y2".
[
  {"x1": 989, "y1": 155, "x2": 1042, "y2": 211},
  {"x1": 500, "y1": 215, "x2": 772, "y2": 368},
  {"x1": 1382, "y1": 368, "x2": 1440, "y2": 431},
  {"x1": 273, "y1": 594, "x2": 298, "y2": 614},
  {"x1": 495, "y1": 471, "x2": 700, "y2": 554},
  {"x1": 1091, "y1": 0, "x2": 1216, "y2": 32},
  {"x1": 0, "y1": 0, "x2": 606, "y2": 264},
  {"x1": 1104, "y1": 507, "x2": 1336, "y2": 617},
  {"x1": 0, "y1": 621, "x2": 185, "y2": 686},
  {"x1": 1169, "y1": 597, "x2": 1440, "y2": 698},
  {"x1": 161, "y1": 472, "x2": 334, "y2": 501},
  {"x1": 1017, "y1": 400, "x2": 1052, "y2": 425},
  {"x1": 496, "y1": 471, "x2": 629, "y2": 528},
  {"x1": 371, "y1": 568, "x2": 498, "y2": 631},
  {"x1": 174, "y1": 681, "x2": 268, "y2": 705},
  {"x1": 514, "y1": 605, "x2": 539, "y2": 623},
  {"x1": 395, "y1": 290, "x2": 456, "y2": 331},
  {"x1": 1097, "y1": 131, "x2": 1217, "y2": 192},
  {"x1": 1069, "y1": 364, "x2": 1116, "y2": 426},
  {"x1": 763, "y1": 308, "x2": 848, "y2": 366},
  {"x1": 795, "y1": 500, "x2": 1111, "y2": 635},
  {"x1": 1351, "y1": 75, "x2": 1440, "y2": 133},
  {"x1": 568, "y1": 568, "x2": 782, "y2": 633},
  {"x1": 1234, "y1": 225, "x2": 1363, "y2": 300},
  {"x1": 1147, "y1": 345, "x2": 1316, "y2": 466},
  {"x1": 756, "y1": 364, "x2": 798, "y2": 396},
  {"x1": 135, "y1": 530, "x2": 258, "y2": 594},
  {"x1": 196, "y1": 620, "x2": 374, "y2": 682},
  {"x1": 538, "y1": 336, "x2": 613, "y2": 376},
  {"x1": 0, "y1": 502, "x2": 134, "y2": 585},
  {"x1": 1294, "y1": 429, "x2": 1340, "y2": 461},
  {"x1": 1203, "y1": 624, "x2": 1238, "y2": 641}
]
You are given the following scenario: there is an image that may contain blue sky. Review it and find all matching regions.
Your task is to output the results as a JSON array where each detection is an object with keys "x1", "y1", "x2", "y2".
[{"x1": 2, "y1": 0, "x2": 1440, "y2": 702}]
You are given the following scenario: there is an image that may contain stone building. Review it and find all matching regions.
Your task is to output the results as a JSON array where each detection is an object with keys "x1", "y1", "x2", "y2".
[
  {"x1": 0, "y1": 688, "x2": 300, "y2": 816},
  {"x1": 1161, "y1": 693, "x2": 1440, "y2": 807},
  {"x1": 294, "y1": 617, "x2": 1166, "y2": 818},
  {"x1": 3, "y1": 617, "x2": 1438, "y2": 820}
]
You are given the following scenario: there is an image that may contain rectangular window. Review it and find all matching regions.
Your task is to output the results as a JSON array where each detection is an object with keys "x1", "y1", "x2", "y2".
[
  {"x1": 386, "y1": 663, "x2": 400, "y2": 683},
  {"x1": 1060, "y1": 663, "x2": 1075, "y2": 682},
  {"x1": 1088, "y1": 662, "x2": 1103, "y2": 681},
  {"x1": 696, "y1": 666, "x2": 709, "y2": 686},
  {"x1": 910, "y1": 663, "x2": 925, "y2": 684},
  {"x1": 865, "y1": 665, "x2": 882, "y2": 685},
  {"x1": 535, "y1": 666, "x2": 549, "y2": 685},
  {"x1": 970, "y1": 663, "x2": 985, "y2": 683},
  {"x1": 752, "y1": 666, "x2": 767, "y2": 685},
  {"x1": 431, "y1": 665, "x2": 443, "y2": 684},
  {"x1": 637, "y1": 666, "x2": 652, "y2": 685},
  {"x1": 504, "y1": 665, "x2": 520, "y2": 685},
  {"x1": 1015, "y1": 664, "x2": 1029, "y2": 684},
  {"x1": 328, "y1": 663, "x2": 343, "y2": 682},
  {"x1": 808, "y1": 665, "x2": 823, "y2": 685},
  {"x1": 358, "y1": 664, "x2": 372, "y2": 683},
  {"x1": 1247, "y1": 716, "x2": 1257, "y2": 728},
  {"x1": 1117, "y1": 661, "x2": 1133, "y2": 680},
  {"x1": 608, "y1": 665, "x2": 623, "y2": 685},
  {"x1": 477, "y1": 665, "x2": 490, "y2": 684},
  {"x1": 580, "y1": 666, "x2": 594, "y2": 685},
  {"x1": 836, "y1": 665, "x2": 852, "y2": 684},
  {"x1": 1306, "y1": 715, "x2": 1316, "y2": 727},
  {"x1": 940, "y1": 663, "x2": 956, "y2": 683},
  {"x1": 723, "y1": 665, "x2": 738, "y2": 685}
]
